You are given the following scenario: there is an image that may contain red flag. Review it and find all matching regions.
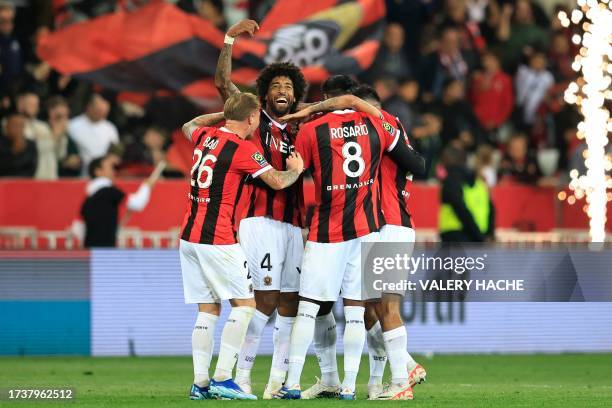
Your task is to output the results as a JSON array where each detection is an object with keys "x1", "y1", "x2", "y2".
[{"x1": 38, "y1": 1, "x2": 385, "y2": 103}]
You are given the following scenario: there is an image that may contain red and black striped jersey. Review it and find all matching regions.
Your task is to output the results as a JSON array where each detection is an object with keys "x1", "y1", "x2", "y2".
[
  {"x1": 379, "y1": 110, "x2": 414, "y2": 229},
  {"x1": 294, "y1": 109, "x2": 399, "y2": 243},
  {"x1": 181, "y1": 126, "x2": 272, "y2": 245},
  {"x1": 242, "y1": 110, "x2": 304, "y2": 227}
]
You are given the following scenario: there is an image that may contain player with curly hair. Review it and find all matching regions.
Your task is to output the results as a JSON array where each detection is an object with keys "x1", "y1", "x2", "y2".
[{"x1": 214, "y1": 19, "x2": 308, "y2": 399}]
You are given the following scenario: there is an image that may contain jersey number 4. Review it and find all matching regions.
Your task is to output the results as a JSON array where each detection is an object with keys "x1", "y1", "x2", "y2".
[
  {"x1": 191, "y1": 148, "x2": 217, "y2": 189},
  {"x1": 260, "y1": 253, "x2": 272, "y2": 271}
]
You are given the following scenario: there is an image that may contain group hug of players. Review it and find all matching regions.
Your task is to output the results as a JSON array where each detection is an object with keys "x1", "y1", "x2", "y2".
[{"x1": 178, "y1": 19, "x2": 427, "y2": 401}]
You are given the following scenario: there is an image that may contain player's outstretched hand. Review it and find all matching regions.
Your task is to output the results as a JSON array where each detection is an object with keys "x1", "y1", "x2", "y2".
[
  {"x1": 279, "y1": 108, "x2": 312, "y2": 123},
  {"x1": 286, "y1": 152, "x2": 304, "y2": 174},
  {"x1": 227, "y1": 19, "x2": 259, "y2": 38}
]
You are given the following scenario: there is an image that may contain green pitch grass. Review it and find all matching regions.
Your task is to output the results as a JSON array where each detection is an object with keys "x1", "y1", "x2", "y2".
[{"x1": 1, "y1": 354, "x2": 611, "y2": 407}]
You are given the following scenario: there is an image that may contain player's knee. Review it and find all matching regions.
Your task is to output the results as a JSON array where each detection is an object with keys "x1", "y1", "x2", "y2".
[
  {"x1": 364, "y1": 302, "x2": 379, "y2": 330},
  {"x1": 381, "y1": 294, "x2": 402, "y2": 315},
  {"x1": 254, "y1": 290, "x2": 280, "y2": 315},
  {"x1": 316, "y1": 301, "x2": 335, "y2": 316},
  {"x1": 198, "y1": 302, "x2": 221, "y2": 316},
  {"x1": 231, "y1": 297, "x2": 256, "y2": 309},
  {"x1": 278, "y1": 292, "x2": 298, "y2": 316},
  {"x1": 343, "y1": 298, "x2": 365, "y2": 307}
]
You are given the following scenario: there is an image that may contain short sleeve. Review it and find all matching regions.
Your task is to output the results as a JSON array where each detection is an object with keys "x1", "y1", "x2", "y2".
[
  {"x1": 190, "y1": 127, "x2": 209, "y2": 144},
  {"x1": 377, "y1": 118, "x2": 401, "y2": 152},
  {"x1": 234, "y1": 142, "x2": 273, "y2": 178},
  {"x1": 294, "y1": 125, "x2": 312, "y2": 170}
]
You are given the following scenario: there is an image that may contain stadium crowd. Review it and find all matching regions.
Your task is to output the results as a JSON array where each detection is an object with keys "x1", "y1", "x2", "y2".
[{"x1": 0, "y1": 0, "x2": 582, "y2": 186}]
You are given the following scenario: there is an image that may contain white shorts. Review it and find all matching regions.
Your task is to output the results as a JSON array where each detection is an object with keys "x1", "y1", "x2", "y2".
[
  {"x1": 367, "y1": 225, "x2": 416, "y2": 300},
  {"x1": 179, "y1": 239, "x2": 254, "y2": 304},
  {"x1": 238, "y1": 216, "x2": 303, "y2": 292},
  {"x1": 379, "y1": 224, "x2": 416, "y2": 243},
  {"x1": 299, "y1": 232, "x2": 380, "y2": 302}
]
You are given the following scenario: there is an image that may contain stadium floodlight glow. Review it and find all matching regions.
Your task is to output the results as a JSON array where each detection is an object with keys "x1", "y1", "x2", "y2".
[{"x1": 563, "y1": 0, "x2": 611, "y2": 242}]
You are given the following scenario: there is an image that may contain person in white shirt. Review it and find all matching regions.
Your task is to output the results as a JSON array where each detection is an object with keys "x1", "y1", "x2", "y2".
[
  {"x1": 68, "y1": 93, "x2": 119, "y2": 175},
  {"x1": 515, "y1": 52, "x2": 554, "y2": 126}
]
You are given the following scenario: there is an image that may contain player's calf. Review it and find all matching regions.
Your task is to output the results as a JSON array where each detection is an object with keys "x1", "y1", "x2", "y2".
[{"x1": 238, "y1": 293, "x2": 277, "y2": 386}]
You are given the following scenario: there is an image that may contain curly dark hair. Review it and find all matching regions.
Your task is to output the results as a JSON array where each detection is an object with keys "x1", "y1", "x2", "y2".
[{"x1": 255, "y1": 62, "x2": 307, "y2": 112}]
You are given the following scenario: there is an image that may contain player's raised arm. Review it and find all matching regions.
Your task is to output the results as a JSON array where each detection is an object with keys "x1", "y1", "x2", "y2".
[
  {"x1": 280, "y1": 95, "x2": 382, "y2": 123},
  {"x1": 258, "y1": 152, "x2": 304, "y2": 190},
  {"x1": 215, "y1": 19, "x2": 259, "y2": 101},
  {"x1": 181, "y1": 112, "x2": 225, "y2": 139}
]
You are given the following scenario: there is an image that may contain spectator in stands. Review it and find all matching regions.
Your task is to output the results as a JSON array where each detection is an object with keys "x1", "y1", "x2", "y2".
[
  {"x1": 431, "y1": 78, "x2": 482, "y2": 150},
  {"x1": 501, "y1": 0, "x2": 549, "y2": 71},
  {"x1": 375, "y1": 76, "x2": 441, "y2": 178},
  {"x1": 16, "y1": 91, "x2": 57, "y2": 179},
  {"x1": 366, "y1": 23, "x2": 412, "y2": 82},
  {"x1": 474, "y1": 144, "x2": 497, "y2": 187},
  {"x1": 197, "y1": 0, "x2": 226, "y2": 30},
  {"x1": 373, "y1": 77, "x2": 411, "y2": 128},
  {"x1": 0, "y1": 1, "x2": 21, "y2": 97},
  {"x1": 498, "y1": 133, "x2": 542, "y2": 184},
  {"x1": 80, "y1": 155, "x2": 154, "y2": 247},
  {"x1": 46, "y1": 95, "x2": 82, "y2": 177},
  {"x1": 385, "y1": 0, "x2": 430, "y2": 63},
  {"x1": 478, "y1": 1, "x2": 512, "y2": 50},
  {"x1": 69, "y1": 93, "x2": 119, "y2": 175},
  {"x1": 0, "y1": 112, "x2": 37, "y2": 177},
  {"x1": 548, "y1": 31, "x2": 573, "y2": 82},
  {"x1": 121, "y1": 126, "x2": 170, "y2": 176},
  {"x1": 515, "y1": 51, "x2": 554, "y2": 128},
  {"x1": 419, "y1": 26, "x2": 475, "y2": 102},
  {"x1": 435, "y1": 0, "x2": 486, "y2": 52},
  {"x1": 469, "y1": 51, "x2": 513, "y2": 139},
  {"x1": 466, "y1": 0, "x2": 489, "y2": 24}
]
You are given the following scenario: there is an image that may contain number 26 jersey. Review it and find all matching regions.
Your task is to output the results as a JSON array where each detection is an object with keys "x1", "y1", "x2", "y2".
[{"x1": 181, "y1": 126, "x2": 272, "y2": 245}]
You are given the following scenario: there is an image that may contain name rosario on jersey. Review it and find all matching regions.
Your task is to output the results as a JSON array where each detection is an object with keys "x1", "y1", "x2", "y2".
[
  {"x1": 330, "y1": 124, "x2": 369, "y2": 139},
  {"x1": 327, "y1": 178, "x2": 375, "y2": 191},
  {"x1": 264, "y1": 131, "x2": 294, "y2": 154}
]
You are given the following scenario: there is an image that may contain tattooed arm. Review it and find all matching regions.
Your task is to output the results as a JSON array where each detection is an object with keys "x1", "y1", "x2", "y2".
[
  {"x1": 182, "y1": 112, "x2": 225, "y2": 139},
  {"x1": 215, "y1": 19, "x2": 259, "y2": 101},
  {"x1": 259, "y1": 168, "x2": 302, "y2": 190},
  {"x1": 280, "y1": 95, "x2": 383, "y2": 122},
  {"x1": 258, "y1": 152, "x2": 304, "y2": 190},
  {"x1": 215, "y1": 44, "x2": 240, "y2": 102}
]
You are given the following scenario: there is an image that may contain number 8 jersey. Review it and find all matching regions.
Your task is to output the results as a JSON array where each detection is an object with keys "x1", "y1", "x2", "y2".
[
  {"x1": 181, "y1": 126, "x2": 272, "y2": 245},
  {"x1": 294, "y1": 109, "x2": 400, "y2": 243}
]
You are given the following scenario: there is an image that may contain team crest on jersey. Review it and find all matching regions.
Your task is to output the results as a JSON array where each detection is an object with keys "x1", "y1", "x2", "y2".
[
  {"x1": 251, "y1": 152, "x2": 269, "y2": 167},
  {"x1": 382, "y1": 121, "x2": 396, "y2": 135},
  {"x1": 263, "y1": 276, "x2": 273, "y2": 286}
]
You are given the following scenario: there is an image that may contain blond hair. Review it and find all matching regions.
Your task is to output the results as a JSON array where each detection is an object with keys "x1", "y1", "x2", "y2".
[{"x1": 223, "y1": 92, "x2": 260, "y2": 121}]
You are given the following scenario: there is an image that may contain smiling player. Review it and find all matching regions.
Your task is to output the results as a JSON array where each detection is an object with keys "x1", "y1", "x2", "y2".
[{"x1": 215, "y1": 19, "x2": 308, "y2": 398}]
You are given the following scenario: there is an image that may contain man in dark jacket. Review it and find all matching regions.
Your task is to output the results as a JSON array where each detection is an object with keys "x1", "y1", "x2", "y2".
[
  {"x1": 0, "y1": 112, "x2": 37, "y2": 177},
  {"x1": 80, "y1": 155, "x2": 154, "y2": 247}
]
